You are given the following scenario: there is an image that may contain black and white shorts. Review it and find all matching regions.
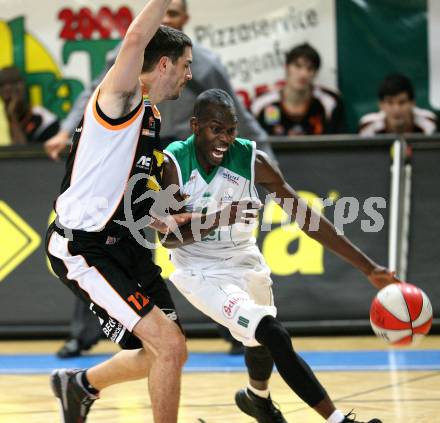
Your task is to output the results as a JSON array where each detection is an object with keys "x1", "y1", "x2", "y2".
[{"x1": 46, "y1": 224, "x2": 181, "y2": 349}]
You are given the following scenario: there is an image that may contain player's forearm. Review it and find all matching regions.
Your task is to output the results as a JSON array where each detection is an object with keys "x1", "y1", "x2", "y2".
[
  {"x1": 160, "y1": 213, "x2": 221, "y2": 248},
  {"x1": 127, "y1": 0, "x2": 171, "y2": 44},
  {"x1": 106, "y1": 0, "x2": 172, "y2": 94}
]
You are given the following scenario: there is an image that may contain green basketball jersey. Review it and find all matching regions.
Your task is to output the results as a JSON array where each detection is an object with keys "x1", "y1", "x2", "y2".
[{"x1": 165, "y1": 135, "x2": 259, "y2": 267}]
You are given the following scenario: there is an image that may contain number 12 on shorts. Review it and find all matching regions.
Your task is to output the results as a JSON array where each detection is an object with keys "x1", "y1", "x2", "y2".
[{"x1": 127, "y1": 291, "x2": 150, "y2": 311}]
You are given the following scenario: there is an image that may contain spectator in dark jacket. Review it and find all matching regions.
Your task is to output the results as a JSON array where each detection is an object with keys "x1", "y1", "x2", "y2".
[{"x1": 252, "y1": 43, "x2": 346, "y2": 136}]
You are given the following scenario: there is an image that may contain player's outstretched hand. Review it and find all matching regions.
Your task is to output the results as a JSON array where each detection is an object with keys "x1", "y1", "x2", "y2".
[
  {"x1": 172, "y1": 212, "x2": 194, "y2": 226},
  {"x1": 148, "y1": 212, "x2": 193, "y2": 234},
  {"x1": 44, "y1": 130, "x2": 70, "y2": 161},
  {"x1": 368, "y1": 266, "x2": 401, "y2": 290}
]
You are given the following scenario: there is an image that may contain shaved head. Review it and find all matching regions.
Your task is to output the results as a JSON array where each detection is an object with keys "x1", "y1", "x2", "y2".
[{"x1": 193, "y1": 89, "x2": 236, "y2": 122}]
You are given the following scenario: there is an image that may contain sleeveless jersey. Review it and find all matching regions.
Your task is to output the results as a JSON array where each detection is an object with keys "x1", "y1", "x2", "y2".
[
  {"x1": 55, "y1": 88, "x2": 164, "y2": 233},
  {"x1": 165, "y1": 135, "x2": 259, "y2": 268}
]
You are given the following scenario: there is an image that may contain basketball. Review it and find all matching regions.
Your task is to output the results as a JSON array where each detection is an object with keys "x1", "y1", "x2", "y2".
[{"x1": 370, "y1": 283, "x2": 433, "y2": 346}]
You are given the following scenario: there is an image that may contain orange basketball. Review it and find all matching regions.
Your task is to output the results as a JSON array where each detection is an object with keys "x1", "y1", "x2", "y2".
[{"x1": 370, "y1": 283, "x2": 433, "y2": 346}]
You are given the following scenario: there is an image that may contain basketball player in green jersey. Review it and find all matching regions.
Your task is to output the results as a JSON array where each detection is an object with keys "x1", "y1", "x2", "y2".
[{"x1": 160, "y1": 89, "x2": 400, "y2": 423}]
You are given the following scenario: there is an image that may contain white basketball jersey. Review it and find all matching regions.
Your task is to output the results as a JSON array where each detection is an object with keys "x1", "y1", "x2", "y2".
[
  {"x1": 55, "y1": 88, "x2": 164, "y2": 233},
  {"x1": 165, "y1": 135, "x2": 260, "y2": 268}
]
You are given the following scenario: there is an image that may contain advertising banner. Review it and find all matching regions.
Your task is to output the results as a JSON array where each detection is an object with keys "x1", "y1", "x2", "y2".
[
  {"x1": 185, "y1": 0, "x2": 337, "y2": 107},
  {"x1": 0, "y1": 157, "x2": 72, "y2": 332},
  {"x1": 0, "y1": 0, "x2": 336, "y2": 116}
]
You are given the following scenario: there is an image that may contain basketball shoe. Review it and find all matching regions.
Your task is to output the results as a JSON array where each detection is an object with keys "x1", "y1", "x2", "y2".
[
  {"x1": 51, "y1": 369, "x2": 99, "y2": 422},
  {"x1": 235, "y1": 388, "x2": 287, "y2": 423},
  {"x1": 342, "y1": 410, "x2": 382, "y2": 422}
]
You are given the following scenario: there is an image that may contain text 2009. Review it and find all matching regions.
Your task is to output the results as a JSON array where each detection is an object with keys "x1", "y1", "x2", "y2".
[{"x1": 58, "y1": 7, "x2": 133, "y2": 40}]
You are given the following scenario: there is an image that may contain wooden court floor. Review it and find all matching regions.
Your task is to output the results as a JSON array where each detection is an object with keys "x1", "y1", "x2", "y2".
[{"x1": 0, "y1": 336, "x2": 439, "y2": 423}]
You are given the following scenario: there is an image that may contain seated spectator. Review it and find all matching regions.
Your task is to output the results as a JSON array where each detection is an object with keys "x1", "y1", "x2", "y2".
[
  {"x1": 0, "y1": 66, "x2": 59, "y2": 144},
  {"x1": 359, "y1": 73, "x2": 438, "y2": 135},
  {"x1": 251, "y1": 43, "x2": 345, "y2": 136}
]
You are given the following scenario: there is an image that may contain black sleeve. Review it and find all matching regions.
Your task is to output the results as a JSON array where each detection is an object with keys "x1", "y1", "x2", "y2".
[
  {"x1": 35, "y1": 121, "x2": 61, "y2": 143},
  {"x1": 328, "y1": 97, "x2": 347, "y2": 134}
]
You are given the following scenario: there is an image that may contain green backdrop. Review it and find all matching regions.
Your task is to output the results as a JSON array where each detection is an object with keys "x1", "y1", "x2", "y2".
[{"x1": 337, "y1": 0, "x2": 432, "y2": 132}]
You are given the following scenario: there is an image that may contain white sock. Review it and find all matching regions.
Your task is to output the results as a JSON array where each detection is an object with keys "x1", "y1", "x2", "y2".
[
  {"x1": 247, "y1": 384, "x2": 270, "y2": 399},
  {"x1": 327, "y1": 410, "x2": 345, "y2": 423}
]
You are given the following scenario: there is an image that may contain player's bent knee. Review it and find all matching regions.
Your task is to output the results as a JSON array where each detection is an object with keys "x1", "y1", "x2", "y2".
[
  {"x1": 152, "y1": 323, "x2": 187, "y2": 363},
  {"x1": 139, "y1": 328, "x2": 186, "y2": 368},
  {"x1": 228, "y1": 300, "x2": 276, "y2": 347},
  {"x1": 158, "y1": 332, "x2": 187, "y2": 367},
  {"x1": 134, "y1": 307, "x2": 185, "y2": 351},
  {"x1": 255, "y1": 315, "x2": 292, "y2": 349}
]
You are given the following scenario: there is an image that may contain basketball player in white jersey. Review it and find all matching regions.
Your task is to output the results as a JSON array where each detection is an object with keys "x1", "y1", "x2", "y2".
[
  {"x1": 161, "y1": 89, "x2": 400, "y2": 423},
  {"x1": 46, "y1": 1, "x2": 194, "y2": 422}
]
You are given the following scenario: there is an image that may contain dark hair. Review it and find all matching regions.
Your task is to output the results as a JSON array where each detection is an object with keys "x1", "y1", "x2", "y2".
[
  {"x1": 285, "y1": 43, "x2": 321, "y2": 71},
  {"x1": 181, "y1": 0, "x2": 188, "y2": 11},
  {"x1": 194, "y1": 89, "x2": 235, "y2": 121},
  {"x1": 378, "y1": 73, "x2": 414, "y2": 101},
  {"x1": 0, "y1": 66, "x2": 24, "y2": 85},
  {"x1": 142, "y1": 25, "x2": 192, "y2": 72}
]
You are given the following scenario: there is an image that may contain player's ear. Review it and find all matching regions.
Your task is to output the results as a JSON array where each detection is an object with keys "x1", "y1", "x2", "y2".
[
  {"x1": 158, "y1": 56, "x2": 169, "y2": 74},
  {"x1": 190, "y1": 117, "x2": 199, "y2": 134}
]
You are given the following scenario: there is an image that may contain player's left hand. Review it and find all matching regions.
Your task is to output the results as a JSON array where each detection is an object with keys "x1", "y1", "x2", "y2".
[
  {"x1": 44, "y1": 130, "x2": 70, "y2": 161},
  {"x1": 171, "y1": 212, "x2": 194, "y2": 226},
  {"x1": 367, "y1": 266, "x2": 401, "y2": 290},
  {"x1": 147, "y1": 212, "x2": 193, "y2": 234}
]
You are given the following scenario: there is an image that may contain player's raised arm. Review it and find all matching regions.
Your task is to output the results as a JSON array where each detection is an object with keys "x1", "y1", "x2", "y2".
[
  {"x1": 99, "y1": 0, "x2": 172, "y2": 115},
  {"x1": 254, "y1": 150, "x2": 399, "y2": 289}
]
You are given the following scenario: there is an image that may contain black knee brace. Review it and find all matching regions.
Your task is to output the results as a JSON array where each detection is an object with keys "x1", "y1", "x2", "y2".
[
  {"x1": 255, "y1": 315, "x2": 327, "y2": 407},
  {"x1": 244, "y1": 345, "x2": 274, "y2": 381}
]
